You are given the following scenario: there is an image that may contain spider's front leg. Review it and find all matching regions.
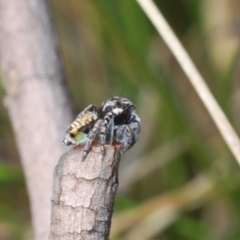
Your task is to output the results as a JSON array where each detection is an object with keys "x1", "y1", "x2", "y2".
[
  {"x1": 115, "y1": 121, "x2": 140, "y2": 155},
  {"x1": 98, "y1": 115, "x2": 114, "y2": 156},
  {"x1": 82, "y1": 119, "x2": 103, "y2": 161}
]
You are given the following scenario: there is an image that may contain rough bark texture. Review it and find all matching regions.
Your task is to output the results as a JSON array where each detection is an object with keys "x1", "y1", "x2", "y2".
[
  {"x1": 50, "y1": 145, "x2": 120, "y2": 240},
  {"x1": 0, "y1": 0, "x2": 73, "y2": 239}
]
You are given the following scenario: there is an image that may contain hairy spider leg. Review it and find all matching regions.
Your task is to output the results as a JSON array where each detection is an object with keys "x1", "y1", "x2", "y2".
[
  {"x1": 128, "y1": 112, "x2": 141, "y2": 143},
  {"x1": 115, "y1": 113, "x2": 141, "y2": 155},
  {"x1": 82, "y1": 119, "x2": 103, "y2": 161},
  {"x1": 98, "y1": 112, "x2": 115, "y2": 155}
]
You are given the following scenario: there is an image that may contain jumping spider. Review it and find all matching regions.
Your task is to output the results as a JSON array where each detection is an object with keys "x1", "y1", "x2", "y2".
[{"x1": 63, "y1": 96, "x2": 141, "y2": 160}]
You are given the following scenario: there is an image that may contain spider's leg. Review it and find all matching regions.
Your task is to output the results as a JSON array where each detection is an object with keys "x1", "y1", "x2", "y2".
[
  {"x1": 115, "y1": 119, "x2": 140, "y2": 155},
  {"x1": 129, "y1": 112, "x2": 141, "y2": 144},
  {"x1": 98, "y1": 122, "x2": 107, "y2": 155},
  {"x1": 82, "y1": 119, "x2": 102, "y2": 161},
  {"x1": 81, "y1": 104, "x2": 98, "y2": 115},
  {"x1": 98, "y1": 112, "x2": 115, "y2": 155},
  {"x1": 115, "y1": 125, "x2": 132, "y2": 155},
  {"x1": 107, "y1": 116, "x2": 114, "y2": 144}
]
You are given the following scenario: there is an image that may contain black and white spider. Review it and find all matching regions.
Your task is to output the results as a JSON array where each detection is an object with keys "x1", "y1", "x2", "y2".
[{"x1": 63, "y1": 96, "x2": 141, "y2": 160}]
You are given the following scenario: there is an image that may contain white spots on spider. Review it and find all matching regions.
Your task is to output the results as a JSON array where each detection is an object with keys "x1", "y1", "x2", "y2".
[
  {"x1": 112, "y1": 107, "x2": 123, "y2": 115},
  {"x1": 102, "y1": 97, "x2": 131, "y2": 112}
]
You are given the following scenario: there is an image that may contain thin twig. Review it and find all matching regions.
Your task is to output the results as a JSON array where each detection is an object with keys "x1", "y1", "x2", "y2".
[{"x1": 137, "y1": 0, "x2": 240, "y2": 165}]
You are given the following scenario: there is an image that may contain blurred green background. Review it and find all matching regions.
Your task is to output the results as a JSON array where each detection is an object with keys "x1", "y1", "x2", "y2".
[{"x1": 1, "y1": 0, "x2": 240, "y2": 239}]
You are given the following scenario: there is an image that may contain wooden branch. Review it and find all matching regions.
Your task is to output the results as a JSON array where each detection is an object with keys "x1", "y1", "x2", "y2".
[
  {"x1": 0, "y1": 0, "x2": 73, "y2": 239},
  {"x1": 50, "y1": 145, "x2": 121, "y2": 240}
]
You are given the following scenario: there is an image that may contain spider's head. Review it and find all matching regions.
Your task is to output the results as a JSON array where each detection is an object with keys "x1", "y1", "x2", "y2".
[{"x1": 63, "y1": 129, "x2": 88, "y2": 146}]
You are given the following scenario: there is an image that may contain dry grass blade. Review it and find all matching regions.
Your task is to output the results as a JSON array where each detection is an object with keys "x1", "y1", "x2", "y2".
[
  {"x1": 111, "y1": 174, "x2": 216, "y2": 239},
  {"x1": 137, "y1": 0, "x2": 240, "y2": 165},
  {"x1": 119, "y1": 137, "x2": 187, "y2": 191}
]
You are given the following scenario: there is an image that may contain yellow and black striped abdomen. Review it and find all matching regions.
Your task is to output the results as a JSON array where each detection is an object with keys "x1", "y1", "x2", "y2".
[{"x1": 68, "y1": 112, "x2": 98, "y2": 136}]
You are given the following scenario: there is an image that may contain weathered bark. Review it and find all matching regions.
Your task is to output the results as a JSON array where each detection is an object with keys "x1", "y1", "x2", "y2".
[
  {"x1": 50, "y1": 145, "x2": 120, "y2": 240},
  {"x1": 0, "y1": 0, "x2": 73, "y2": 239}
]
